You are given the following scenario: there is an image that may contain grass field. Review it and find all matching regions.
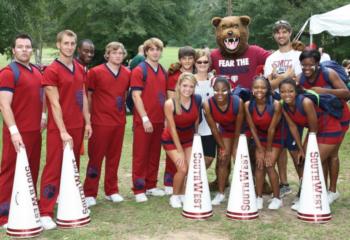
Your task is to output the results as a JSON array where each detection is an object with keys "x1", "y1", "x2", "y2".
[{"x1": 0, "y1": 48, "x2": 350, "y2": 239}]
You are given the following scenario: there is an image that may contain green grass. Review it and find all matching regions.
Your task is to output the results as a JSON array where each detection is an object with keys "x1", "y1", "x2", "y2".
[
  {"x1": 0, "y1": 119, "x2": 350, "y2": 240},
  {"x1": 0, "y1": 47, "x2": 177, "y2": 69},
  {"x1": 0, "y1": 48, "x2": 350, "y2": 239}
]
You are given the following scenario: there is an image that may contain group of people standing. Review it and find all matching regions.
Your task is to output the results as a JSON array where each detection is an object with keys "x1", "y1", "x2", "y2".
[{"x1": 0, "y1": 19, "x2": 349, "y2": 232}]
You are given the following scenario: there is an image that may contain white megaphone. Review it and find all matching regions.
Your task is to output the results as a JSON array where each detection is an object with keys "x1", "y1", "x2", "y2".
[
  {"x1": 297, "y1": 132, "x2": 331, "y2": 223},
  {"x1": 56, "y1": 144, "x2": 90, "y2": 228},
  {"x1": 226, "y1": 134, "x2": 258, "y2": 220},
  {"x1": 6, "y1": 147, "x2": 42, "y2": 238},
  {"x1": 182, "y1": 134, "x2": 213, "y2": 219}
]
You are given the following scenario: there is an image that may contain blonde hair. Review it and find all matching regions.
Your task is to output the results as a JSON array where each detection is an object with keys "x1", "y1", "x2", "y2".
[
  {"x1": 143, "y1": 38, "x2": 163, "y2": 55},
  {"x1": 104, "y1": 41, "x2": 127, "y2": 60},
  {"x1": 56, "y1": 30, "x2": 77, "y2": 43},
  {"x1": 195, "y1": 49, "x2": 211, "y2": 65},
  {"x1": 174, "y1": 72, "x2": 197, "y2": 115}
]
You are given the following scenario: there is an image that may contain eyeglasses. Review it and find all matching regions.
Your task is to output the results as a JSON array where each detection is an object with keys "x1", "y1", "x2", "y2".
[{"x1": 196, "y1": 61, "x2": 209, "y2": 64}]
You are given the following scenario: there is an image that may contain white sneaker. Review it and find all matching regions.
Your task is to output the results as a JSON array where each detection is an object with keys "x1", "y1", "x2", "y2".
[
  {"x1": 169, "y1": 195, "x2": 182, "y2": 208},
  {"x1": 291, "y1": 200, "x2": 300, "y2": 211},
  {"x1": 164, "y1": 186, "x2": 173, "y2": 195},
  {"x1": 256, "y1": 197, "x2": 263, "y2": 210},
  {"x1": 211, "y1": 193, "x2": 225, "y2": 205},
  {"x1": 85, "y1": 197, "x2": 97, "y2": 207},
  {"x1": 268, "y1": 198, "x2": 282, "y2": 210},
  {"x1": 40, "y1": 216, "x2": 57, "y2": 230},
  {"x1": 105, "y1": 193, "x2": 124, "y2": 203},
  {"x1": 146, "y1": 188, "x2": 165, "y2": 197},
  {"x1": 180, "y1": 195, "x2": 185, "y2": 203},
  {"x1": 1, "y1": 223, "x2": 7, "y2": 229},
  {"x1": 135, "y1": 193, "x2": 148, "y2": 203},
  {"x1": 328, "y1": 191, "x2": 340, "y2": 204}
]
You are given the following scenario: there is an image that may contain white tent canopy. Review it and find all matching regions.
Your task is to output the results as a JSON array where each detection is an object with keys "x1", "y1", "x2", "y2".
[
  {"x1": 294, "y1": 4, "x2": 350, "y2": 42},
  {"x1": 310, "y1": 4, "x2": 350, "y2": 36}
]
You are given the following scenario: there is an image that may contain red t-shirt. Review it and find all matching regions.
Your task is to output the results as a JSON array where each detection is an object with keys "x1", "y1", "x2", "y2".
[
  {"x1": 210, "y1": 46, "x2": 270, "y2": 89},
  {"x1": 167, "y1": 70, "x2": 181, "y2": 91},
  {"x1": 42, "y1": 59, "x2": 85, "y2": 130},
  {"x1": 0, "y1": 62, "x2": 43, "y2": 132},
  {"x1": 88, "y1": 64, "x2": 130, "y2": 126},
  {"x1": 130, "y1": 62, "x2": 167, "y2": 124}
]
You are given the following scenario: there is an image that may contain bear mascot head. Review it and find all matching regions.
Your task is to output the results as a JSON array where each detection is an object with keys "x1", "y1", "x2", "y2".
[{"x1": 212, "y1": 16, "x2": 251, "y2": 59}]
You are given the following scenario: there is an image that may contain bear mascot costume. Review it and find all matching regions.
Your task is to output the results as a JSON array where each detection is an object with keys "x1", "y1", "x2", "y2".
[
  {"x1": 209, "y1": 15, "x2": 272, "y2": 193},
  {"x1": 210, "y1": 16, "x2": 270, "y2": 89}
]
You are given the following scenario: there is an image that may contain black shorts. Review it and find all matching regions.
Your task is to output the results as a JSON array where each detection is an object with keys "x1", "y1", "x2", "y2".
[{"x1": 201, "y1": 135, "x2": 216, "y2": 158}]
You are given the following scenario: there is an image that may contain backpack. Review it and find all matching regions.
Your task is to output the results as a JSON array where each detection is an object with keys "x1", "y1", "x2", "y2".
[
  {"x1": 126, "y1": 61, "x2": 167, "y2": 112},
  {"x1": 232, "y1": 86, "x2": 251, "y2": 102},
  {"x1": 303, "y1": 90, "x2": 343, "y2": 119},
  {"x1": 9, "y1": 62, "x2": 21, "y2": 85},
  {"x1": 300, "y1": 60, "x2": 350, "y2": 90},
  {"x1": 8, "y1": 61, "x2": 43, "y2": 86}
]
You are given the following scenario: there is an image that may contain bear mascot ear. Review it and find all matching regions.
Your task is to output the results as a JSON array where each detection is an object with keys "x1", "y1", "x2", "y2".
[
  {"x1": 212, "y1": 17, "x2": 222, "y2": 27},
  {"x1": 240, "y1": 16, "x2": 251, "y2": 26}
]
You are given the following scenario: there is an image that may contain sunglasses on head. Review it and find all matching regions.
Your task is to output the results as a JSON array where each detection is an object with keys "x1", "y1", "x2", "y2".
[
  {"x1": 196, "y1": 60, "x2": 209, "y2": 64},
  {"x1": 275, "y1": 20, "x2": 289, "y2": 25}
]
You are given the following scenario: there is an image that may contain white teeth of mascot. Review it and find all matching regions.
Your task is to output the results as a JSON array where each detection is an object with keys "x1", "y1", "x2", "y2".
[{"x1": 224, "y1": 38, "x2": 238, "y2": 43}]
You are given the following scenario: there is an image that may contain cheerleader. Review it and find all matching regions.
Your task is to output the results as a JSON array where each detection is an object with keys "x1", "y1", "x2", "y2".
[
  {"x1": 203, "y1": 76, "x2": 244, "y2": 205},
  {"x1": 297, "y1": 49, "x2": 350, "y2": 204},
  {"x1": 279, "y1": 78, "x2": 343, "y2": 210},
  {"x1": 244, "y1": 76, "x2": 284, "y2": 209},
  {"x1": 161, "y1": 72, "x2": 201, "y2": 208}
]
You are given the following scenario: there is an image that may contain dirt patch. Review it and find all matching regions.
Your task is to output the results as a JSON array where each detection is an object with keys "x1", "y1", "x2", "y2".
[{"x1": 128, "y1": 230, "x2": 229, "y2": 240}]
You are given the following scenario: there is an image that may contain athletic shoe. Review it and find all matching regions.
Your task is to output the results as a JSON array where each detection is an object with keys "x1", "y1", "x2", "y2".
[
  {"x1": 256, "y1": 197, "x2": 263, "y2": 210},
  {"x1": 279, "y1": 184, "x2": 292, "y2": 198},
  {"x1": 85, "y1": 197, "x2": 97, "y2": 207},
  {"x1": 40, "y1": 216, "x2": 57, "y2": 230},
  {"x1": 105, "y1": 193, "x2": 124, "y2": 203},
  {"x1": 291, "y1": 200, "x2": 299, "y2": 211},
  {"x1": 164, "y1": 186, "x2": 173, "y2": 195},
  {"x1": 211, "y1": 193, "x2": 225, "y2": 205},
  {"x1": 146, "y1": 188, "x2": 165, "y2": 197},
  {"x1": 1, "y1": 223, "x2": 7, "y2": 229},
  {"x1": 328, "y1": 191, "x2": 340, "y2": 204},
  {"x1": 180, "y1": 195, "x2": 185, "y2": 203},
  {"x1": 135, "y1": 193, "x2": 148, "y2": 203},
  {"x1": 268, "y1": 198, "x2": 282, "y2": 210},
  {"x1": 169, "y1": 195, "x2": 182, "y2": 208}
]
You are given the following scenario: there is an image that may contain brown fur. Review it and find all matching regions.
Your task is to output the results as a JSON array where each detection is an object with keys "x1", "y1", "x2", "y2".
[
  {"x1": 212, "y1": 16, "x2": 251, "y2": 59},
  {"x1": 291, "y1": 40, "x2": 306, "y2": 52},
  {"x1": 168, "y1": 62, "x2": 181, "y2": 75}
]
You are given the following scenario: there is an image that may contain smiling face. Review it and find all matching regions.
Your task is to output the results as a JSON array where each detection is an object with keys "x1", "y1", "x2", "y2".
[
  {"x1": 301, "y1": 57, "x2": 318, "y2": 78},
  {"x1": 57, "y1": 34, "x2": 76, "y2": 58},
  {"x1": 180, "y1": 55, "x2": 195, "y2": 72},
  {"x1": 280, "y1": 82, "x2": 297, "y2": 105},
  {"x1": 195, "y1": 55, "x2": 209, "y2": 74},
  {"x1": 179, "y1": 78, "x2": 196, "y2": 98},
  {"x1": 212, "y1": 16, "x2": 250, "y2": 57},
  {"x1": 252, "y1": 78, "x2": 268, "y2": 101},
  {"x1": 273, "y1": 27, "x2": 291, "y2": 47},
  {"x1": 213, "y1": 80, "x2": 230, "y2": 103}
]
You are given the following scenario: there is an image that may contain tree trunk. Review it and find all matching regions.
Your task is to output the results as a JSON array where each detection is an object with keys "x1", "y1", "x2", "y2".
[{"x1": 227, "y1": 0, "x2": 232, "y2": 16}]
